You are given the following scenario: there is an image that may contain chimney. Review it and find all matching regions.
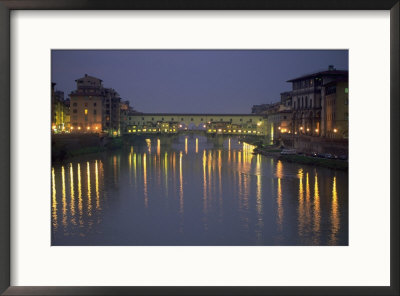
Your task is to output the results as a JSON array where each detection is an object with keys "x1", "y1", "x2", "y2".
[
  {"x1": 328, "y1": 65, "x2": 335, "y2": 71},
  {"x1": 85, "y1": 74, "x2": 88, "y2": 77}
]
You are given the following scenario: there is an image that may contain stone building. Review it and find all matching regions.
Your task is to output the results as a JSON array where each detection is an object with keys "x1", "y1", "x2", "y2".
[
  {"x1": 287, "y1": 65, "x2": 348, "y2": 137},
  {"x1": 51, "y1": 83, "x2": 69, "y2": 132},
  {"x1": 262, "y1": 102, "x2": 292, "y2": 144},
  {"x1": 69, "y1": 74, "x2": 123, "y2": 135},
  {"x1": 103, "y1": 88, "x2": 121, "y2": 136},
  {"x1": 323, "y1": 79, "x2": 349, "y2": 139},
  {"x1": 69, "y1": 75, "x2": 104, "y2": 132}
]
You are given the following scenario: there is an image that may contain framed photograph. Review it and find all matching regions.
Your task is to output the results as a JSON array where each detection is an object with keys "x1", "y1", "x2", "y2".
[{"x1": 0, "y1": 1, "x2": 398, "y2": 295}]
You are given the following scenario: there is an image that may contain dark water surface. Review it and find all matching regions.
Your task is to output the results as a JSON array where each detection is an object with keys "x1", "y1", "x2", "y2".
[{"x1": 51, "y1": 135, "x2": 348, "y2": 246}]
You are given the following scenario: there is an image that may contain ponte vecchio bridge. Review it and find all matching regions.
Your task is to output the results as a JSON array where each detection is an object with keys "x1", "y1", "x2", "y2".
[{"x1": 124, "y1": 113, "x2": 268, "y2": 136}]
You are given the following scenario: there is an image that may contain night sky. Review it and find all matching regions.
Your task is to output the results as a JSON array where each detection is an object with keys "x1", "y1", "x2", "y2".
[{"x1": 51, "y1": 50, "x2": 348, "y2": 114}]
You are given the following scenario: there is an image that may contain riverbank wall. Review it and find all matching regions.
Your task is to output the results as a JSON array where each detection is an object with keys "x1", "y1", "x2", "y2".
[
  {"x1": 281, "y1": 134, "x2": 348, "y2": 156},
  {"x1": 52, "y1": 133, "x2": 122, "y2": 161}
]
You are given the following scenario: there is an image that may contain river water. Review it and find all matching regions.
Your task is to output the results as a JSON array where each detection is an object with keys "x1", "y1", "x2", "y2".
[{"x1": 51, "y1": 135, "x2": 348, "y2": 246}]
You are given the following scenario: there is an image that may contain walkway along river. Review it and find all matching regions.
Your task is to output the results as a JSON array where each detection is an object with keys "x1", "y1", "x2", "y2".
[{"x1": 51, "y1": 135, "x2": 348, "y2": 246}]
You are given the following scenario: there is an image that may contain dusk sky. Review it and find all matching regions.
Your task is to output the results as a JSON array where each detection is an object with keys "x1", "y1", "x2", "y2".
[{"x1": 51, "y1": 50, "x2": 348, "y2": 114}]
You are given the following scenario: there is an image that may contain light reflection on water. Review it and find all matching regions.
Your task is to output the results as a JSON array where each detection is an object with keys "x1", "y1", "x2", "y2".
[{"x1": 51, "y1": 135, "x2": 348, "y2": 246}]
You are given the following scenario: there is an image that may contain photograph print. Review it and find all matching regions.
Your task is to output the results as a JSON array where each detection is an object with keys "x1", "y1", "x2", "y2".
[{"x1": 51, "y1": 50, "x2": 348, "y2": 246}]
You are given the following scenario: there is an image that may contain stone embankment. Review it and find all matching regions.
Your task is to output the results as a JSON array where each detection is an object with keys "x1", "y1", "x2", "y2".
[{"x1": 52, "y1": 133, "x2": 123, "y2": 161}]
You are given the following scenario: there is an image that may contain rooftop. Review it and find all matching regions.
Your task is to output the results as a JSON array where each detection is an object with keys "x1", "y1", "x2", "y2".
[{"x1": 287, "y1": 66, "x2": 348, "y2": 82}]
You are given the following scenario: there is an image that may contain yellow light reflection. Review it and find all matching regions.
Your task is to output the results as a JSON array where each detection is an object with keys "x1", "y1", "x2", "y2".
[
  {"x1": 277, "y1": 177, "x2": 283, "y2": 230},
  {"x1": 164, "y1": 152, "x2": 168, "y2": 196},
  {"x1": 179, "y1": 151, "x2": 183, "y2": 214},
  {"x1": 195, "y1": 138, "x2": 198, "y2": 154},
  {"x1": 276, "y1": 160, "x2": 283, "y2": 178},
  {"x1": 218, "y1": 149, "x2": 222, "y2": 209},
  {"x1": 144, "y1": 153, "x2": 148, "y2": 208},
  {"x1": 146, "y1": 138, "x2": 151, "y2": 154},
  {"x1": 298, "y1": 168, "x2": 304, "y2": 238},
  {"x1": 87, "y1": 161, "x2": 92, "y2": 216},
  {"x1": 256, "y1": 173, "x2": 263, "y2": 241},
  {"x1": 313, "y1": 173, "x2": 321, "y2": 244},
  {"x1": 77, "y1": 163, "x2": 83, "y2": 225},
  {"x1": 305, "y1": 172, "x2": 311, "y2": 227},
  {"x1": 157, "y1": 138, "x2": 160, "y2": 155},
  {"x1": 51, "y1": 167, "x2": 58, "y2": 230},
  {"x1": 61, "y1": 166, "x2": 67, "y2": 229},
  {"x1": 95, "y1": 160, "x2": 100, "y2": 210},
  {"x1": 185, "y1": 137, "x2": 188, "y2": 154},
  {"x1": 69, "y1": 164, "x2": 76, "y2": 225},
  {"x1": 113, "y1": 155, "x2": 117, "y2": 185},
  {"x1": 202, "y1": 150, "x2": 208, "y2": 217},
  {"x1": 330, "y1": 176, "x2": 340, "y2": 245}
]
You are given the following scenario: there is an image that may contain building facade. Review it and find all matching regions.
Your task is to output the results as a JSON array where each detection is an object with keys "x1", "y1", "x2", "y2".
[
  {"x1": 287, "y1": 65, "x2": 348, "y2": 137},
  {"x1": 69, "y1": 75, "x2": 104, "y2": 132},
  {"x1": 51, "y1": 83, "x2": 69, "y2": 132},
  {"x1": 69, "y1": 74, "x2": 124, "y2": 135},
  {"x1": 323, "y1": 80, "x2": 349, "y2": 139}
]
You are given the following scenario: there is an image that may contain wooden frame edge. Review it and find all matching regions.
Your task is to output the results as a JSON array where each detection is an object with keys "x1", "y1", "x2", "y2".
[{"x1": 0, "y1": 1, "x2": 398, "y2": 295}]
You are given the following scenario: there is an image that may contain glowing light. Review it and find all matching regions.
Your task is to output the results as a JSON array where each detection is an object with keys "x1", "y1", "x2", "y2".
[
  {"x1": 145, "y1": 138, "x2": 151, "y2": 153},
  {"x1": 87, "y1": 126, "x2": 90, "y2": 130},
  {"x1": 78, "y1": 127, "x2": 81, "y2": 130},
  {"x1": 84, "y1": 109, "x2": 88, "y2": 115},
  {"x1": 196, "y1": 138, "x2": 198, "y2": 154},
  {"x1": 52, "y1": 125, "x2": 56, "y2": 130},
  {"x1": 330, "y1": 176, "x2": 339, "y2": 245},
  {"x1": 61, "y1": 166, "x2": 67, "y2": 229},
  {"x1": 51, "y1": 167, "x2": 57, "y2": 230},
  {"x1": 218, "y1": 129, "x2": 222, "y2": 132},
  {"x1": 257, "y1": 122, "x2": 262, "y2": 126},
  {"x1": 143, "y1": 153, "x2": 148, "y2": 208},
  {"x1": 77, "y1": 163, "x2": 83, "y2": 225},
  {"x1": 333, "y1": 128, "x2": 338, "y2": 133},
  {"x1": 300, "y1": 126, "x2": 303, "y2": 130},
  {"x1": 95, "y1": 126, "x2": 98, "y2": 130},
  {"x1": 307, "y1": 128, "x2": 310, "y2": 132},
  {"x1": 315, "y1": 129, "x2": 319, "y2": 133},
  {"x1": 179, "y1": 151, "x2": 183, "y2": 214},
  {"x1": 278, "y1": 126, "x2": 281, "y2": 130},
  {"x1": 95, "y1": 160, "x2": 100, "y2": 210},
  {"x1": 69, "y1": 164, "x2": 76, "y2": 223},
  {"x1": 87, "y1": 161, "x2": 92, "y2": 216},
  {"x1": 70, "y1": 127, "x2": 74, "y2": 130}
]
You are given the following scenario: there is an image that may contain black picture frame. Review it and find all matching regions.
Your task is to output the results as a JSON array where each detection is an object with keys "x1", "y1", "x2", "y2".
[{"x1": 0, "y1": 1, "x2": 398, "y2": 295}]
